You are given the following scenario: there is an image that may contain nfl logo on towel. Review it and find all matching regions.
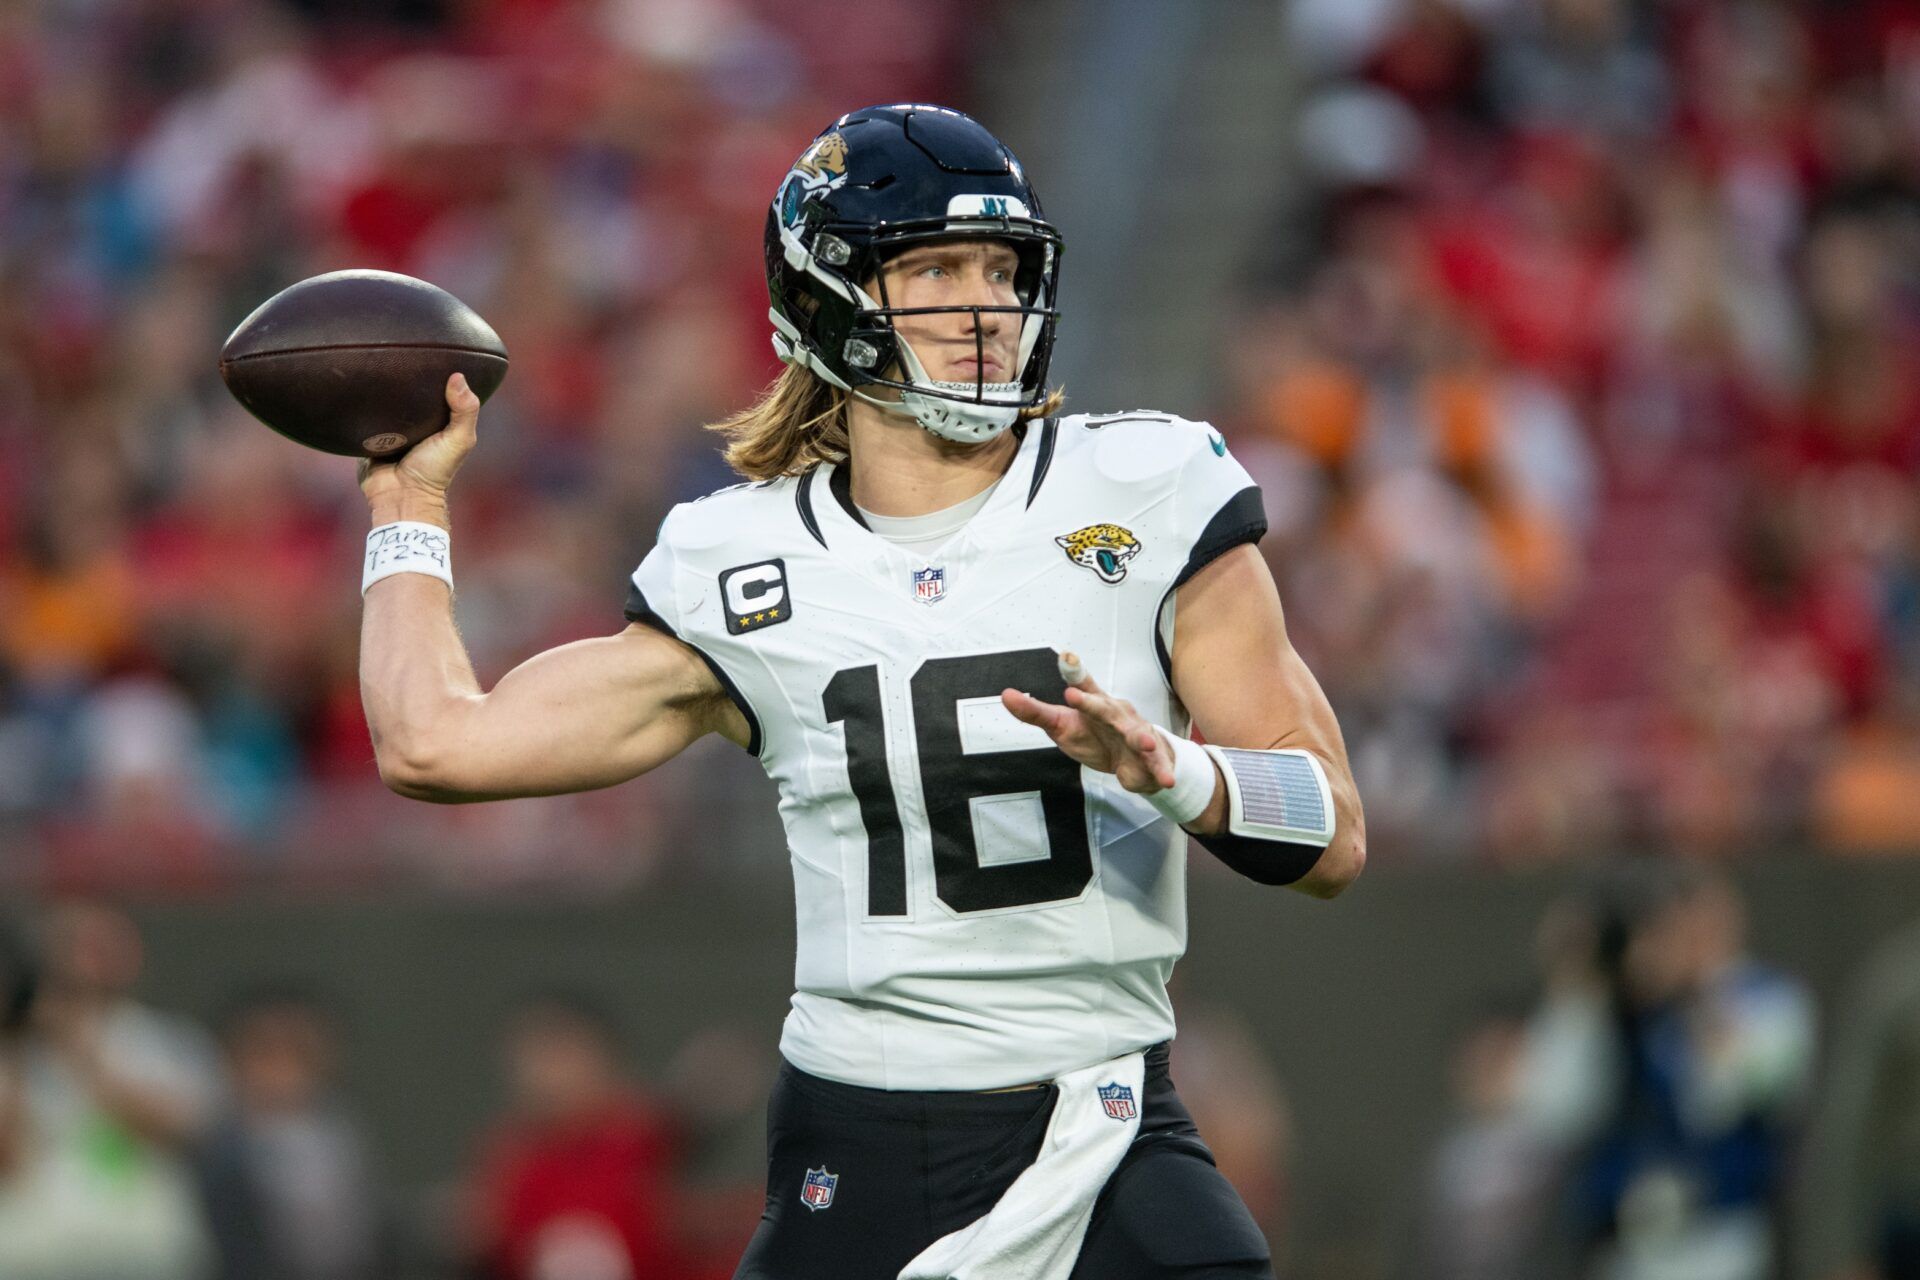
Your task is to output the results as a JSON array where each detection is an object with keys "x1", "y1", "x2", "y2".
[
  {"x1": 1097, "y1": 1082, "x2": 1137, "y2": 1121},
  {"x1": 801, "y1": 1167, "x2": 838, "y2": 1211},
  {"x1": 912, "y1": 565, "x2": 946, "y2": 604}
]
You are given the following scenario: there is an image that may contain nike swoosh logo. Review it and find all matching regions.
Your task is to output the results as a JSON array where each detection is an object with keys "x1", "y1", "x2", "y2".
[{"x1": 1209, "y1": 433, "x2": 1227, "y2": 456}]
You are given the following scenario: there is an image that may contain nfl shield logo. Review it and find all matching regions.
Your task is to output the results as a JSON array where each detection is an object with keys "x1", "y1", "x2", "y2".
[
  {"x1": 912, "y1": 565, "x2": 946, "y2": 605},
  {"x1": 1097, "y1": 1082, "x2": 1137, "y2": 1121},
  {"x1": 801, "y1": 1167, "x2": 838, "y2": 1211}
]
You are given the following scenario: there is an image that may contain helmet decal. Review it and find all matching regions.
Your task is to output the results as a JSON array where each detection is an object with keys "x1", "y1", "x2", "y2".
[
  {"x1": 779, "y1": 131, "x2": 850, "y2": 228},
  {"x1": 946, "y1": 194, "x2": 1030, "y2": 219},
  {"x1": 795, "y1": 131, "x2": 848, "y2": 183}
]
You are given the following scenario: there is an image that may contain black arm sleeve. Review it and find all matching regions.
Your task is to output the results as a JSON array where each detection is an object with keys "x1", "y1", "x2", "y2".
[
  {"x1": 1193, "y1": 830, "x2": 1327, "y2": 886},
  {"x1": 1154, "y1": 485, "x2": 1269, "y2": 682}
]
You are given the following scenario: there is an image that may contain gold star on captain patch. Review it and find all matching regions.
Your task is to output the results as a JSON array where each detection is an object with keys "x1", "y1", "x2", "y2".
[{"x1": 720, "y1": 559, "x2": 794, "y2": 636}]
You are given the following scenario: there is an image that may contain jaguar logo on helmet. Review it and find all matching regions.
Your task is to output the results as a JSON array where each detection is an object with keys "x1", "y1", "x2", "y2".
[
  {"x1": 795, "y1": 132, "x2": 848, "y2": 182},
  {"x1": 778, "y1": 131, "x2": 850, "y2": 228}
]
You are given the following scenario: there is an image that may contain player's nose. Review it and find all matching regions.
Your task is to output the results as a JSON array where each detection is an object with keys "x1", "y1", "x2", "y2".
[{"x1": 957, "y1": 271, "x2": 1005, "y2": 335}]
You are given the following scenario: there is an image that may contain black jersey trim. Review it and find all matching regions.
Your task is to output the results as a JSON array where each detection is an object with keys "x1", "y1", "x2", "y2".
[
  {"x1": 795, "y1": 469, "x2": 828, "y2": 548},
  {"x1": 1175, "y1": 486, "x2": 1268, "y2": 589},
  {"x1": 1194, "y1": 829, "x2": 1326, "y2": 886},
  {"x1": 624, "y1": 582, "x2": 764, "y2": 757},
  {"x1": 1024, "y1": 419, "x2": 1058, "y2": 508},
  {"x1": 1153, "y1": 485, "x2": 1268, "y2": 681},
  {"x1": 824, "y1": 422, "x2": 1034, "y2": 528},
  {"x1": 826, "y1": 462, "x2": 871, "y2": 530}
]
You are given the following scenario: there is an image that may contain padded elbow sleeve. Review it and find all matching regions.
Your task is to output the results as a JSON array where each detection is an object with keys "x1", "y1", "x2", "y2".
[{"x1": 1193, "y1": 746, "x2": 1336, "y2": 886}]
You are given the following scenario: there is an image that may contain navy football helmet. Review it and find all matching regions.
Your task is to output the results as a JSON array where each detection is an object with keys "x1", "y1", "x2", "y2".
[{"x1": 764, "y1": 104, "x2": 1063, "y2": 443}]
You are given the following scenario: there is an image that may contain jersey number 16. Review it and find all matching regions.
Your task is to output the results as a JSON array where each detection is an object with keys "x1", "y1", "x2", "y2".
[{"x1": 824, "y1": 648, "x2": 1094, "y2": 916}]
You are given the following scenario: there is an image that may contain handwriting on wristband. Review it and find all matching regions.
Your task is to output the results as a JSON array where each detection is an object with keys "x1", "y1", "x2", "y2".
[{"x1": 367, "y1": 524, "x2": 449, "y2": 572}]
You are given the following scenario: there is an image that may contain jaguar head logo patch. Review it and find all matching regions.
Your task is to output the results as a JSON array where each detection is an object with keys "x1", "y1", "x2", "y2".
[
  {"x1": 794, "y1": 132, "x2": 848, "y2": 184},
  {"x1": 1056, "y1": 523, "x2": 1141, "y2": 584},
  {"x1": 778, "y1": 131, "x2": 850, "y2": 228}
]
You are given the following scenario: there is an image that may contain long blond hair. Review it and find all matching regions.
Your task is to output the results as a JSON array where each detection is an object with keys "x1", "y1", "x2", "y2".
[{"x1": 708, "y1": 363, "x2": 1066, "y2": 482}]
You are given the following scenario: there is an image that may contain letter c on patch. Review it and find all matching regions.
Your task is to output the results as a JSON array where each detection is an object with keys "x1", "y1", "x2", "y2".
[{"x1": 720, "y1": 559, "x2": 792, "y2": 635}]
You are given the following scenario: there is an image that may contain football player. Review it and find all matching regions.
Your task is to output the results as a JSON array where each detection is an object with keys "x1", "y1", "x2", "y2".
[{"x1": 359, "y1": 105, "x2": 1365, "y2": 1280}]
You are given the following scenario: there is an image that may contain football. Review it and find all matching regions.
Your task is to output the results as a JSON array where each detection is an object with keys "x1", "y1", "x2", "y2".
[{"x1": 218, "y1": 269, "x2": 508, "y2": 458}]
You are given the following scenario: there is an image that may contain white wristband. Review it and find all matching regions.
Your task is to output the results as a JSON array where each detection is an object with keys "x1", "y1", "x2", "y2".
[
  {"x1": 364, "y1": 521, "x2": 452, "y2": 596},
  {"x1": 1146, "y1": 728, "x2": 1217, "y2": 826}
]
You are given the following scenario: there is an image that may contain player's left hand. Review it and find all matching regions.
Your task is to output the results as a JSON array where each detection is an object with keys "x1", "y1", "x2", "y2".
[{"x1": 1002, "y1": 653, "x2": 1179, "y2": 795}]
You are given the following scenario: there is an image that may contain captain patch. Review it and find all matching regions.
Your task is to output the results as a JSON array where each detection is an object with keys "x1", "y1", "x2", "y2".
[{"x1": 720, "y1": 559, "x2": 792, "y2": 635}]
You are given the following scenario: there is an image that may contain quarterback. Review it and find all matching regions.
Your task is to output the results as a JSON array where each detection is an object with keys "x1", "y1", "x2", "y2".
[{"x1": 360, "y1": 105, "x2": 1364, "y2": 1280}]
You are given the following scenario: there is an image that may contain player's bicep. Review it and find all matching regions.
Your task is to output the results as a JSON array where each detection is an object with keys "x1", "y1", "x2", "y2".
[
  {"x1": 1169, "y1": 546, "x2": 1335, "y2": 755},
  {"x1": 1169, "y1": 544, "x2": 1366, "y2": 889},
  {"x1": 392, "y1": 623, "x2": 740, "y2": 802}
]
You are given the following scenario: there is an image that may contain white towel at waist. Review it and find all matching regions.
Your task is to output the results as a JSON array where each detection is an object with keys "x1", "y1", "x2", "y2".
[{"x1": 898, "y1": 1048, "x2": 1146, "y2": 1280}]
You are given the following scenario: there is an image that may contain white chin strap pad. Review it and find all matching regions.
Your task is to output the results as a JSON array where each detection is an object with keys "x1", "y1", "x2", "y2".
[
  {"x1": 889, "y1": 331, "x2": 1023, "y2": 443},
  {"x1": 900, "y1": 381, "x2": 1022, "y2": 443}
]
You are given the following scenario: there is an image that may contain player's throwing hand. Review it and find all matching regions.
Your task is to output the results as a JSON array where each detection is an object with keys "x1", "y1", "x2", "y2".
[
  {"x1": 357, "y1": 373, "x2": 482, "y2": 511},
  {"x1": 1002, "y1": 653, "x2": 1180, "y2": 795}
]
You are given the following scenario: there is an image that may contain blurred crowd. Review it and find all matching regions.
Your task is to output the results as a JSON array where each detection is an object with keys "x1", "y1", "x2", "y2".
[
  {"x1": 10, "y1": 882, "x2": 1920, "y2": 1280},
  {"x1": 5, "y1": 0, "x2": 1920, "y2": 893},
  {"x1": 0, "y1": 0, "x2": 971, "y2": 891},
  {"x1": 8, "y1": 1, "x2": 1920, "y2": 1276},
  {"x1": 1259, "y1": 0, "x2": 1920, "y2": 860},
  {"x1": 0, "y1": 898, "x2": 1295, "y2": 1280},
  {"x1": 0, "y1": 898, "x2": 770, "y2": 1279},
  {"x1": 1407, "y1": 861, "x2": 1920, "y2": 1280},
  {"x1": 1412, "y1": 866, "x2": 1817, "y2": 1280}
]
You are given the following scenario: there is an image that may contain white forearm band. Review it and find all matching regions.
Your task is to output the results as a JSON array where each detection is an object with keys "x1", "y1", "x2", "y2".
[
  {"x1": 363, "y1": 521, "x2": 452, "y2": 596},
  {"x1": 1201, "y1": 744, "x2": 1337, "y2": 848},
  {"x1": 1148, "y1": 729, "x2": 1218, "y2": 826}
]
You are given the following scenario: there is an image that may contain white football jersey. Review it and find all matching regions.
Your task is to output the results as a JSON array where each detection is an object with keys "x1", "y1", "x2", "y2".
[{"x1": 626, "y1": 413, "x2": 1266, "y2": 1090}]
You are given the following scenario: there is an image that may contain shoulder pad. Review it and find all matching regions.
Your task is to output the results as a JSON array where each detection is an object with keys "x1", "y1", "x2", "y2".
[
  {"x1": 1050, "y1": 411, "x2": 1225, "y2": 490},
  {"x1": 1062, "y1": 409, "x2": 1185, "y2": 432},
  {"x1": 656, "y1": 476, "x2": 796, "y2": 560},
  {"x1": 1060, "y1": 410, "x2": 1220, "y2": 452}
]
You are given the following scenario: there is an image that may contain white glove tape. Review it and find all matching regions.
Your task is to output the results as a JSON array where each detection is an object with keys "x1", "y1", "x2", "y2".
[
  {"x1": 1146, "y1": 729, "x2": 1217, "y2": 826},
  {"x1": 364, "y1": 521, "x2": 452, "y2": 596}
]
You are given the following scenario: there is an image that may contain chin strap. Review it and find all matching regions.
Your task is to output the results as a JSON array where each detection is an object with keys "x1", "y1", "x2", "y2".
[
  {"x1": 889, "y1": 326, "x2": 1024, "y2": 442},
  {"x1": 774, "y1": 306, "x2": 1024, "y2": 444},
  {"x1": 899, "y1": 381, "x2": 1022, "y2": 443},
  {"x1": 841, "y1": 384, "x2": 1019, "y2": 445}
]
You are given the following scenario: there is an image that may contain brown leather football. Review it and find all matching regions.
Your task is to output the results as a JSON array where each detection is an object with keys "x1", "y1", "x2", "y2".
[{"x1": 219, "y1": 270, "x2": 508, "y2": 458}]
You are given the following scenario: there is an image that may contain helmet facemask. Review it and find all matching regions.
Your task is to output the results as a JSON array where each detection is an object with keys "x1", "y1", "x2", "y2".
[
  {"x1": 857, "y1": 222, "x2": 1059, "y2": 444},
  {"x1": 771, "y1": 211, "x2": 1062, "y2": 445},
  {"x1": 764, "y1": 106, "x2": 1065, "y2": 444}
]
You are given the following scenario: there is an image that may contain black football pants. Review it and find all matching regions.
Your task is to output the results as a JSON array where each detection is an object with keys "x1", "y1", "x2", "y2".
[{"x1": 733, "y1": 1042, "x2": 1275, "y2": 1280}]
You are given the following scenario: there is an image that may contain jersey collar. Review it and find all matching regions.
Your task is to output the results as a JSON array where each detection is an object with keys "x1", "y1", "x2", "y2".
[{"x1": 797, "y1": 419, "x2": 1057, "y2": 554}]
